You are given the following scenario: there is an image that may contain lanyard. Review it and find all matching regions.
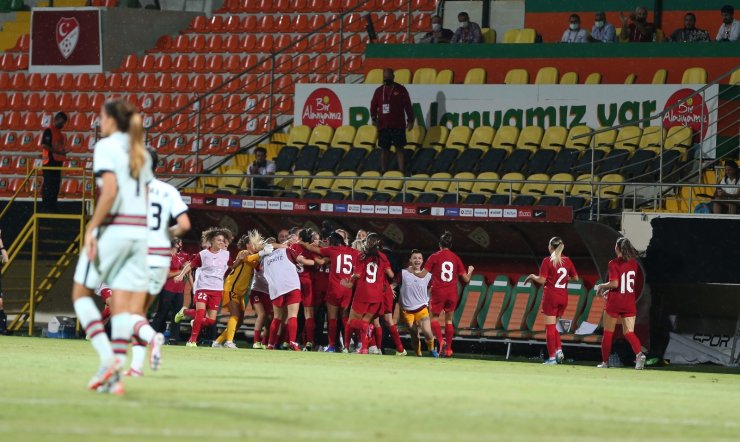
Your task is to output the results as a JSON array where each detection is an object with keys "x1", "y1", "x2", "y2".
[{"x1": 382, "y1": 84, "x2": 394, "y2": 103}]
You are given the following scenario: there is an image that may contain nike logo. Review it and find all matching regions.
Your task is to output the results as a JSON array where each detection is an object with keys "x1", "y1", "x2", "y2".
[
  {"x1": 308, "y1": 204, "x2": 319, "y2": 210},
  {"x1": 205, "y1": 198, "x2": 215, "y2": 204},
  {"x1": 419, "y1": 208, "x2": 429, "y2": 214}
]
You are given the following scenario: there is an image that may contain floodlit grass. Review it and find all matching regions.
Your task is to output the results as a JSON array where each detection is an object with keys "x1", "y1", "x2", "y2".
[{"x1": 0, "y1": 336, "x2": 738, "y2": 442}]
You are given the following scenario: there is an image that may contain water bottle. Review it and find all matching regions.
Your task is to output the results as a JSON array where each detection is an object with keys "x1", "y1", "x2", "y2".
[{"x1": 164, "y1": 322, "x2": 171, "y2": 343}]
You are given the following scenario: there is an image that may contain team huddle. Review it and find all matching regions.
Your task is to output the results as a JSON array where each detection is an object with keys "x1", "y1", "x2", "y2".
[{"x1": 71, "y1": 99, "x2": 647, "y2": 395}]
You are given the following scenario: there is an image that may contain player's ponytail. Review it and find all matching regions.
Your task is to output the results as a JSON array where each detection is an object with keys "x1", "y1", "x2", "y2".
[
  {"x1": 329, "y1": 231, "x2": 344, "y2": 247},
  {"x1": 616, "y1": 237, "x2": 638, "y2": 261},
  {"x1": 247, "y1": 229, "x2": 264, "y2": 251},
  {"x1": 299, "y1": 228, "x2": 314, "y2": 243},
  {"x1": 439, "y1": 231, "x2": 453, "y2": 249},
  {"x1": 549, "y1": 237, "x2": 564, "y2": 267},
  {"x1": 363, "y1": 232, "x2": 381, "y2": 258},
  {"x1": 103, "y1": 99, "x2": 147, "y2": 180}
]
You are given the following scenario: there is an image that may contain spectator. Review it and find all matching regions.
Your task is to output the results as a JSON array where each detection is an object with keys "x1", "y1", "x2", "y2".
[
  {"x1": 712, "y1": 161, "x2": 739, "y2": 214},
  {"x1": 151, "y1": 238, "x2": 188, "y2": 342},
  {"x1": 41, "y1": 111, "x2": 68, "y2": 213},
  {"x1": 370, "y1": 68, "x2": 414, "y2": 174},
  {"x1": 0, "y1": 229, "x2": 8, "y2": 335},
  {"x1": 561, "y1": 14, "x2": 588, "y2": 43},
  {"x1": 246, "y1": 146, "x2": 275, "y2": 196},
  {"x1": 419, "y1": 15, "x2": 454, "y2": 43},
  {"x1": 670, "y1": 13, "x2": 710, "y2": 42},
  {"x1": 716, "y1": 5, "x2": 740, "y2": 42},
  {"x1": 451, "y1": 12, "x2": 483, "y2": 44},
  {"x1": 619, "y1": 6, "x2": 656, "y2": 42},
  {"x1": 589, "y1": 11, "x2": 616, "y2": 43}
]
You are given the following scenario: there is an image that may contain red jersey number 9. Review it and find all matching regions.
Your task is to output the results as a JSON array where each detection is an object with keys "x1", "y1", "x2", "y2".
[{"x1": 366, "y1": 262, "x2": 378, "y2": 283}]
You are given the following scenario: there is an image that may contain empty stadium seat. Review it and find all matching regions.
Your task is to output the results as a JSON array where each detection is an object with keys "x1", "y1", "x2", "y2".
[
  {"x1": 464, "y1": 67, "x2": 486, "y2": 84},
  {"x1": 491, "y1": 126, "x2": 519, "y2": 153},
  {"x1": 681, "y1": 67, "x2": 707, "y2": 84},
  {"x1": 559, "y1": 72, "x2": 578, "y2": 84},
  {"x1": 502, "y1": 29, "x2": 519, "y2": 43},
  {"x1": 394, "y1": 68, "x2": 411, "y2": 85},
  {"x1": 652, "y1": 68, "x2": 667, "y2": 84},
  {"x1": 434, "y1": 69, "x2": 454, "y2": 84},
  {"x1": 535, "y1": 67, "x2": 558, "y2": 85},
  {"x1": 365, "y1": 68, "x2": 383, "y2": 84},
  {"x1": 444, "y1": 126, "x2": 472, "y2": 151},
  {"x1": 412, "y1": 67, "x2": 436, "y2": 84},
  {"x1": 516, "y1": 126, "x2": 544, "y2": 152},
  {"x1": 504, "y1": 69, "x2": 528, "y2": 85},
  {"x1": 584, "y1": 73, "x2": 602, "y2": 84}
]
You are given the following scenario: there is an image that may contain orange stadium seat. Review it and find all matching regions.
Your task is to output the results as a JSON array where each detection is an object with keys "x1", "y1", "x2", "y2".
[
  {"x1": 0, "y1": 53, "x2": 16, "y2": 71},
  {"x1": 8, "y1": 92, "x2": 24, "y2": 111},
  {"x1": 206, "y1": 15, "x2": 223, "y2": 33},
  {"x1": 260, "y1": 0, "x2": 277, "y2": 13},
  {"x1": 293, "y1": 15, "x2": 310, "y2": 33},
  {"x1": 206, "y1": 34, "x2": 223, "y2": 53},
  {"x1": 10, "y1": 72, "x2": 27, "y2": 90},
  {"x1": 16, "y1": 54, "x2": 28, "y2": 70},
  {"x1": 27, "y1": 73, "x2": 43, "y2": 91},
  {"x1": 275, "y1": 34, "x2": 292, "y2": 52},
  {"x1": 224, "y1": 15, "x2": 240, "y2": 33},
  {"x1": 42, "y1": 74, "x2": 58, "y2": 91},
  {"x1": 244, "y1": 0, "x2": 260, "y2": 13},
  {"x1": 189, "y1": 15, "x2": 207, "y2": 33}
]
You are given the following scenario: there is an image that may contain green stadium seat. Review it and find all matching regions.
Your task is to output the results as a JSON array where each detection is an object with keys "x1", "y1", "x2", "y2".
[
  {"x1": 477, "y1": 276, "x2": 511, "y2": 334},
  {"x1": 483, "y1": 276, "x2": 537, "y2": 339},
  {"x1": 453, "y1": 275, "x2": 488, "y2": 337}
]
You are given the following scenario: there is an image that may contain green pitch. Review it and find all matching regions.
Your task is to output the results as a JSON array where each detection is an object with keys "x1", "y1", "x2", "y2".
[{"x1": 1, "y1": 337, "x2": 738, "y2": 442}]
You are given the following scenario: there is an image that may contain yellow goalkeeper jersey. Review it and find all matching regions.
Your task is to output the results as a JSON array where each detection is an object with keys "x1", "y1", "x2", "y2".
[{"x1": 223, "y1": 253, "x2": 260, "y2": 296}]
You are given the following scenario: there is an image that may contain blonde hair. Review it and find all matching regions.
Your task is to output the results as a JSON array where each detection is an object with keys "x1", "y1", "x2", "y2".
[
  {"x1": 247, "y1": 229, "x2": 265, "y2": 251},
  {"x1": 549, "y1": 237, "x2": 564, "y2": 267},
  {"x1": 103, "y1": 99, "x2": 147, "y2": 180},
  {"x1": 352, "y1": 238, "x2": 365, "y2": 253}
]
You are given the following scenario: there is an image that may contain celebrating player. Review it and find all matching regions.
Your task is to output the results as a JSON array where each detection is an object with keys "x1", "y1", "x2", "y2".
[
  {"x1": 263, "y1": 242, "x2": 306, "y2": 350},
  {"x1": 594, "y1": 237, "x2": 646, "y2": 370},
  {"x1": 249, "y1": 240, "x2": 274, "y2": 349},
  {"x1": 213, "y1": 231, "x2": 270, "y2": 349},
  {"x1": 291, "y1": 228, "x2": 326, "y2": 350},
  {"x1": 400, "y1": 250, "x2": 437, "y2": 357},
  {"x1": 70, "y1": 99, "x2": 152, "y2": 394},
  {"x1": 524, "y1": 237, "x2": 579, "y2": 365},
  {"x1": 174, "y1": 228, "x2": 233, "y2": 347},
  {"x1": 343, "y1": 233, "x2": 394, "y2": 355},
  {"x1": 413, "y1": 231, "x2": 473, "y2": 358}
]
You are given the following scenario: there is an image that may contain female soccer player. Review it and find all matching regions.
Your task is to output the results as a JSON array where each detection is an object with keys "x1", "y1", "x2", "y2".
[
  {"x1": 174, "y1": 228, "x2": 233, "y2": 347},
  {"x1": 213, "y1": 231, "x2": 270, "y2": 349},
  {"x1": 594, "y1": 237, "x2": 646, "y2": 369},
  {"x1": 524, "y1": 237, "x2": 579, "y2": 365},
  {"x1": 70, "y1": 99, "x2": 152, "y2": 394},
  {"x1": 263, "y1": 242, "x2": 309, "y2": 350},
  {"x1": 412, "y1": 231, "x2": 473, "y2": 358},
  {"x1": 291, "y1": 228, "x2": 326, "y2": 350},
  {"x1": 249, "y1": 241, "x2": 274, "y2": 349},
  {"x1": 342, "y1": 233, "x2": 394, "y2": 355},
  {"x1": 400, "y1": 250, "x2": 436, "y2": 357},
  {"x1": 301, "y1": 231, "x2": 358, "y2": 352}
]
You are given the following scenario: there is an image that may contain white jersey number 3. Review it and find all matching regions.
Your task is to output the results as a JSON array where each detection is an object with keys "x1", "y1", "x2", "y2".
[{"x1": 620, "y1": 271, "x2": 636, "y2": 294}]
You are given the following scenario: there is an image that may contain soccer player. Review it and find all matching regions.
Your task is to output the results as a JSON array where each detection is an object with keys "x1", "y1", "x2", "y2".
[
  {"x1": 342, "y1": 233, "x2": 394, "y2": 355},
  {"x1": 174, "y1": 228, "x2": 233, "y2": 347},
  {"x1": 125, "y1": 150, "x2": 191, "y2": 376},
  {"x1": 291, "y1": 228, "x2": 326, "y2": 350},
  {"x1": 95, "y1": 284, "x2": 113, "y2": 323},
  {"x1": 301, "y1": 231, "x2": 358, "y2": 352},
  {"x1": 263, "y1": 242, "x2": 308, "y2": 350},
  {"x1": 70, "y1": 99, "x2": 152, "y2": 394},
  {"x1": 213, "y1": 231, "x2": 271, "y2": 349},
  {"x1": 400, "y1": 250, "x2": 437, "y2": 357},
  {"x1": 412, "y1": 231, "x2": 473, "y2": 358},
  {"x1": 249, "y1": 249, "x2": 273, "y2": 349},
  {"x1": 524, "y1": 237, "x2": 579, "y2": 365},
  {"x1": 594, "y1": 237, "x2": 646, "y2": 370}
]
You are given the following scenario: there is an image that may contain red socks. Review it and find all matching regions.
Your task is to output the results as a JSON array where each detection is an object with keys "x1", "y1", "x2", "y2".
[
  {"x1": 101, "y1": 306, "x2": 111, "y2": 322},
  {"x1": 445, "y1": 323, "x2": 455, "y2": 352},
  {"x1": 624, "y1": 332, "x2": 642, "y2": 355},
  {"x1": 304, "y1": 318, "x2": 315, "y2": 345},
  {"x1": 203, "y1": 317, "x2": 216, "y2": 327},
  {"x1": 389, "y1": 324, "x2": 403, "y2": 353},
  {"x1": 328, "y1": 319, "x2": 337, "y2": 347},
  {"x1": 189, "y1": 309, "x2": 206, "y2": 342},
  {"x1": 268, "y1": 318, "x2": 281, "y2": 347},
  {"x1": 287, "y1": 317, "x2": 298, "y2": 343},
  {"x1": 359, "y1": 321, "x2": 370, "y2": 352},
  {"x1": 601, "y1": 330, "x2": 614, "y2": 363},
  {"x1": 374, "y1": 324, "x2": 383, "y2": 350},
  {"x1": 545, "y1": 323, "x2": 558, "y2": 358},
  {"x1": 184, "y1": 309, "x2": 196, "y2": 318},
  {"x1": 431, "y1": 321, "x2": 443, "y2": 351},
  {"x1": 343, "y1": 319, "x2": 353, "y2": 349}
]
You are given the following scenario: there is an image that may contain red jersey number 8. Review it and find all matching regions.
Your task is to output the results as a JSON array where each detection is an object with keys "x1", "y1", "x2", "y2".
[
  {"x1": 440, "y1": 261, "x2": 454, "y2": 282},
  {"x1": 366, "y1": 262, "x2": 378, "y2": 283}
]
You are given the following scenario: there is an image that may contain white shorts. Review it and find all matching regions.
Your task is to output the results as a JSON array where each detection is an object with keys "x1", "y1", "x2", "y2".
[
  {"x1": 148, "y1": 266, "x2": 169, "y2": 296},
  {"x1": 73, "y1": 235, "x2": 149, "y2": 293}
]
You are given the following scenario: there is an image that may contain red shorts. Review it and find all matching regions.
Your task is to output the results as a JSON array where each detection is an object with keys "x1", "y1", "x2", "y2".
[
  {"x1": 383, "y1": 290, "x2": 394, "y2": 315},
  {"x1": 605, "y1": 294, "x2": 636, "y2": 318},
  {"x1": 430, "y1": 291, "x2": 458, "y2": 315},
  {"x1": 272, "y1": 289, "x2": 302, "y2": 308},
  {"x1": 541, "y1": 293, "x2": 567, "y2": 317},
  {"x1": 250, "y1": 290, "x2": 273, "y2": 311},
  {"x1": 299, "y1": 276, "x2": 313, "y2": 306},
  {"x1": 326, "y1": 283, "x2": 352, "y2": 309},
  {"x1": 352, "y1": 299, "x2": 383, "y2": 317},
  {"x1": 195, "y1": 289, "x2": 222, "y2": 311}
]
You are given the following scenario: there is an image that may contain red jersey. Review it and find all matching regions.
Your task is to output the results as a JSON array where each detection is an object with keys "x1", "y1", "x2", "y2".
[
  {"x1": 606, "y1": 257, "x2": 641, "y2": 299},
  {"x1": 163, "y1": 252, "x2": 188, "y2": 293},
  {"x1": 290, "y1": 243, "x2": 315, "y2": 281},
  {"x1": 539, "y1": 256, "x2": 578, "y2": 298},
  {"x1": 423, "y1": 249, "x2": 466, "y2": 295},
  {"x1": 320, "y1": 245, "x2": 357, "y2": 287},
  {"x1": 353, "y1": 252, "x2": 391, "y2": 303}
]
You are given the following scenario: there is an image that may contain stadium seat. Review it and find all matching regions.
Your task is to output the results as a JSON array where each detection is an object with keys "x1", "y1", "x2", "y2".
[
  {"x1": 441, "y1": 172, "x2": 476, "y2": 203},
  {"x1": 453, "y1": 275, "x2": 488, "y2": 335},
  {"x1": 502, "y1": 29, "x2": 519, "y2": 43},
  {"x1": 304, "y1": 125, "x2": 333, "y2": 149},
  {"x1": 535, "y1": 67, "x2": 558, "y2": 85},
  {"x1": 420, "y1": 126, "x2": 448, "y2": 150},
  {"x1": 404, "y1": 125, "x2": 425, "y2": 150},
  {"x1": 539, "y1": 126, "x2": 568, "y2": 151},
  {"x1": 593, "y1": 129, "x2": 617, "y2": 150},
  {"x1": 513, "y1": 173, "x2": 549, "y2": 205},
  {"x1": 214, "y1": 168, "x2": 246, "y2": 195},
  {"x1": 394, "y1": 68, "x2": 411, "y2": 85},
  {"x1": 681, "y1": 67, "x2": 706, "y2": 84},
  {"x1": 428, "y1": 149, "x2": 460, "y2": 175},
  {"x1": 412, "y1": 67, "x2": 437, "y2": 84},
  {"x1": 544, "y1": 173, "x2": 575, "y2": 197},
  {"x1": 434, "y1": 69, "x2": 454, "y2": 84},
  {"x1": 352, "y1": 125, "x2": 378, "y2": 150},
  {"x1": 328, "y1": 125, "x2": 356, "y2": 150},
  {"x1": 584, "y1": 73, "x2": 602, "y2": 84},
  {"x1": 464, "y1": 67, "x2": 486, "y2": 84},
  {"x1": 481, "y1": 27, "x2": 496, "y2": 43},
  {"x1": 516, "y1": 126, "x2": 544, "y2": 152},
  {"x1": 639, "y1": 126, "x2": 665, "y2": 149},
  {"x1": 652, "y1": 68, "x2": 667, "y2": 84},
  {"x1": 504, "y1": 68, "x2": 528, "y2": 85},
  {"x1": 444, "y1": 126, "x2": 472, "y2": 151},
  {"x1": 491, "y1": 126, "x2": 519, "y2": 153},
  {"x1": 452, "y1": 148, "x2": 484, "y2": 174},
  {"x1": 491, "y1": 172, "x2": 525, "y2": 204},
  {"x1": 622, "y1": 149, "x2": 656, "y2": 179},
  {"x1": 564, "y1": 125, "x2": 592, "y2": 151},
  {"x1": 559, "y1": 72, "x2": 578, "y2": 84},
  {"x1": 467, "y1": 126, "x2": 495, "y2": 150},
  {"x1": 409, "y1": 148, "x2": 437, "y2": 175},
  {"x1": 499, "y1": 149, "x2": 531, "y2": 174},
  {"x1": 525, "y1": 149, "x2": 556, "y2": 175},
  {"x1": 365, "y1": 68, "x2": 383, "y2": 84},
  {"x1": 614, "y1": 126, "x2": 642, "y2": 152},
  {"x1": 351, "y1": 171, "x2": 382, "y2": 200},
  {"x1": 624, "y1": 73, "x2": 636, "y2": 84},
  {"x1": 597, "y1": 173, "x2": 625, "y2": 208},
  {"x1": 730, "y1": 69, "x2": 740, "y2": 85},
  {"x1": 476, "y1": 148, "x2": 506, "y2": 174},
  {"x1": 484, "y1": 276, "x2": 537, "y2": 338},
  {"x1": 664, "y1": 126, "x2": 692, "y2": 156},
  {"x1": 516, "y1": 28, "x2": 536, "y2": 43}
]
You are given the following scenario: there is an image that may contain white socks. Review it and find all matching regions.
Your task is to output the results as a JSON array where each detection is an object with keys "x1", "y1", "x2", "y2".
[
  {"x1": 131, "y1": 314, "x2": 156, "y2": 343},
  {"x1": 73, "y1": 297, "x2": 113, "y2": 366},
  {"x1": 130, "y1": 343, "x2": 146, "y2": 372},
  {"x1": 110, "y1": 312, "x2": 132, "y2": 366}
]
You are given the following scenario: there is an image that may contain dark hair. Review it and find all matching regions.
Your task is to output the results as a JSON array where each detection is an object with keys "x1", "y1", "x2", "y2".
[
  {"x1": 237, "y1": 234, "x2": 249, "y2": 249},
  {"x1": 254, "y1": 147, "x2": 267, "y2": 155},
  {"x1": 103, "y1": 99, "x2": 146, "y2": 180},
  {"x1": 299, "y1": 228, "x2": 315, "y2": 243},
  {"x1": 203, "y1": 227, "x2": 233, "y2": 245},
  {"x1": 458, "y1": 11, "x2": 469, "y2": 19},
  {"x1": 726, "y1": 160, "x2": 739, "y2": 172},
  {"x1": 55, "y1": 111, "x2": 68, "y2": 122},
  {"x1": 328, "y1": 231, "x2": 344, "y2": 246},
  {"x1": 321, "y1": 220, "x2": 334, "y2": 239},
  {"x1": 570, "y1": 14, "x2": 580, "y2": 21},
  {"x1": 171, "y1": 237, "x2": 182, "y2": 248},
  {"x1": 409, "y1": 249, "x2": 422, "y2": 257},
  {"x1": 439, "y1": 231, "x2": 453, "y2": 249},
  {"x1": 616, "y1": 237, "x2": 638, "y2": 261},
  {"x1": 363, "y1": 232, "x2": 382, "y2": 258},
  {"x1": 685, "y1": 12, "x2": 696, "y2": 20},
  {"x1": 148, "y1": 147, "x2": 158, "y2": 174},
  {"x1": 721, "y1": 5, "x2": 734, "y2": 14}
]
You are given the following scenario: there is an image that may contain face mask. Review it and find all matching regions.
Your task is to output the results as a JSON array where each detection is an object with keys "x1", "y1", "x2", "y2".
[
  {"x1": 459, "y1": 21, "x2": 469, "y2": 28},
  {"x1": 432, "y1": 23, "x2": 441, "y2": 32},
  {"x1": 595, "y1": 20, "x2": 604, "y2": 28},
  {"x1": 569, "y1": 23, "x2": 579, "y2": 31},
  {"x1": 383, "y1": 79, "x2": 393, "y2": 85}
]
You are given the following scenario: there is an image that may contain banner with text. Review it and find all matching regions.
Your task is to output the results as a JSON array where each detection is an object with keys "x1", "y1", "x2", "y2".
[
  {"x1": 30, "y1": 8, "x2": 102, "y2": 74},
  {"x1": 295, "y1": 84, "x2": 719, "y2": 158}
]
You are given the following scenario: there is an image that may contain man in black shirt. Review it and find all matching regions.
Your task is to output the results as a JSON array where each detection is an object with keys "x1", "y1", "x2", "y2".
[{"x1": 41, "y1": 112, "x2": 68, "y2": 212}]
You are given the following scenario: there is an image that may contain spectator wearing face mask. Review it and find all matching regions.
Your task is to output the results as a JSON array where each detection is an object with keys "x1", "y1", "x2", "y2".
[
  {"x1": 451, "y1": 12, "x2": 483, "y2": 44},
  {"x1": 561, "y1": 14, "x2": 588, "y2": 42},
  {"x1": 589, "y1": 11, "x2": 616, "y2": 43},
  {"x1": 419, "y1": 15, "x2": 454, "y2": 43},
  {"x1": 619, "y1": 6, "x2": 656, "y2": 42}
]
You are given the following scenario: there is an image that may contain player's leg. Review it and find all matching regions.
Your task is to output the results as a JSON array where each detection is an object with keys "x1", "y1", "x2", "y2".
[
  {"x1": 0, "y1": 296, "x2": 5, "y2": 335},
  {"x1": 267, "y1": 301, "x2": 285, "y2": 349},
  {"x1": 443, "y1": 298, "x2": 456, "y2": 357},
  {"x1": 543, "y1": 314, "x2": 559, "y2": 364},
  {"x1": 621, "y1": 315, "x2": 646, "y2": 369},
  {"x1": 187, "y1": 300, "x2": 208, "y2": 346},
  {"x1": 417, "y1": 309, "x2": 437, "y2": 357},
  {"x1": 253, "y1": 298, "x2": 267, "y2": 348},
  {"x1": 303, "y1": 305, "x2": 315, "y2": 350},
  {"x1": 72, "y1": 281, "x2": 117, "y2": 389},
  {"x1": 598, "y1": 312, "x2": 618, "y2": 368},
  {"x1": 383, "y1": 312, "x2": 405, "y2": 355},
  {"x1": 286, "y1": 301, "x2": 301, "y2": 350},
  {"x1": 130, "y1": 291, "x2": 165, "y2": 372},
  {"x1": 325, "y1": 303, "x2": 339, "y2": 351},
  {"x1": 358, "y1": 311, "x2": 376, "y2": 355}
]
